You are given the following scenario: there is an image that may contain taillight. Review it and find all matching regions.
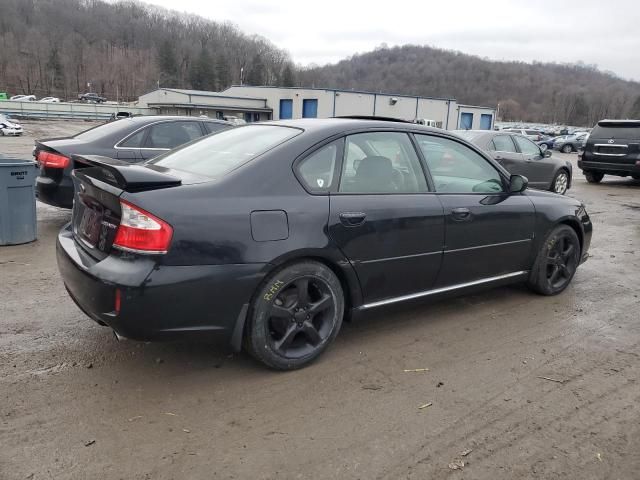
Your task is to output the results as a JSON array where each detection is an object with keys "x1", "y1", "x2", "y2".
[
  {"x1": 113, "y1": 200, "x2": 173, "y2": 254},
  {"x1": 37, "y1": 151, "x2": 70, "y2": 168}
]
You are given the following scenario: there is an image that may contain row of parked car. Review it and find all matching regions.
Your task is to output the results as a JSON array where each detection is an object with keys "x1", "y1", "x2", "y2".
[
  {"x1": 3, "y1": 93, "x2": 107, "y2": 103},
  {"x1": 500, "y1": 128, "x2": 590, "y2": 153}
]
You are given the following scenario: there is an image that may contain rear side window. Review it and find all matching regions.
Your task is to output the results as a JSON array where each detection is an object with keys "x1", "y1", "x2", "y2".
[
  {"x1": 150, "y1": 125, "x2": 300, "y2": 178},
  {"x1": 338, "y1": 132, "x2": 427, "y2": 194},
  {"x1": 144, "y1": 121, "x2": 203, "y2": 149},
  {"x1": 491, "y1": 135, "x2": 518, "y2": 153},
  {"x1": 296, "y1": 142, "x2": 339, "y2": 192},
  {"x1": 203, "y1": 122, "x2": 228, "y2": 134},
  {"x1": 119, "y1": 128, "x2": 146, "y2": 148}
]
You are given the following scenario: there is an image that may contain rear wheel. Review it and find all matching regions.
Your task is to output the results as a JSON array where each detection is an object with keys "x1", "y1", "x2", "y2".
[
  {"x1": 527, "y1": 225, "x2": 580, "y2": 295},
  {"x1": 561, "y1": 144, "x2": 573, "y2": 153},
  {"x1": 551, "y1": 169, "x2": 569, "y2": 195},
  {"x1": 584, "y1": 171, "x2": 604, "y2": 183},
  {"x1": 539, "y1": 143, "x2": 548, "y2": 152},
  {"x1": 245, "y1": 261, "x2": 344, "y2": 370}
]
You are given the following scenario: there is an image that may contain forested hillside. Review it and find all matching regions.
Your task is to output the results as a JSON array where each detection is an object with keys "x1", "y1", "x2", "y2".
[
  {"x1": 0, "y1": 0, "x2": 295, "y2": 101},
  {"x1": 298, "y1": 45, "x2": 640, "y2": 126},
  {"x1": 2, "y1": 0, "x2": 639, "y2": 125}
]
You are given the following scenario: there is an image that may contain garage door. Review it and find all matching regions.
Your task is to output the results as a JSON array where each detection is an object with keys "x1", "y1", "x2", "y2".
[
  {"x1": 280, "y1": 99, "x2": 293, "y2": 119},
  {"x1": 460, "y1": 112, "x2": 473, "y2": 130}
]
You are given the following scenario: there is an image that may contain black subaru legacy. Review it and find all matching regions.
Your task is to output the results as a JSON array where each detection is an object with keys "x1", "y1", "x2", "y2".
[
  {"x1": 56, "y1": 119, "x2": 592, "y2": 370},
  {"x1": 35, "y1": 115, "x2": 231, "y2": 208}
]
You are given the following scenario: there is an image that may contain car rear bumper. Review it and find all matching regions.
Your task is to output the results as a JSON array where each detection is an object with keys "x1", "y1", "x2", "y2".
[
  {"x1": 578, "y1": 160, "x2": 640, "y2": 176},
  {"x1": 56, "y1": 224, "x2": 268, "y2": 343},
  {"x1": 37, "y1": 175, "x2": 74, "y2": 208}
]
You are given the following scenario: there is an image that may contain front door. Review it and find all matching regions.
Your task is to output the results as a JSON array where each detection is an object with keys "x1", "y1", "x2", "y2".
[
  {"x1": 414, "y1": 133, "x2": 535, "y2": 287},
  {"x1": 512, "y1": 135, "x2": 557, "y2": 188},
  {"x1": 328, "y1": 131, "x2": 444, "y2": 304}
]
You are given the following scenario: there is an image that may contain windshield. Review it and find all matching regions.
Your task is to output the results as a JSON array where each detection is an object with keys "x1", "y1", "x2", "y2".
[{"x1": 149, "y1": 125, "x2": 301, "y2": 178}]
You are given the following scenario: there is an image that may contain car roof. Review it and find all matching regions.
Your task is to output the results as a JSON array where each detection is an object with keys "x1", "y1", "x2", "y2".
[{"x1": 261, "y1": 118, "x2": 444, "y2": 137}]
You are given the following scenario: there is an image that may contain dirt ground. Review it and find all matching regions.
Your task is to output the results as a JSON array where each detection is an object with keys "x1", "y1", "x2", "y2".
[{"x1": 1, "y1": 121, "x2": 639, "y2": 480}]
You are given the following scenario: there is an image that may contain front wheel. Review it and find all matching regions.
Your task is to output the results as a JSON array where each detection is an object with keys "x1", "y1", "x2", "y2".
[
  {"x1": 527, "y1": 225, "x2": 581, "y2": 296},
  {"x1": 245, "y1": 260, "x2": 344, "y2": 370},
  {"x1": 561, "y1": 144, "x2": 573, "y2": 153},
  {"x1": 551, "y1": 169, "x2": 569, "y2": 195},
  {"x1": 584, "y1": 171, "x2": 604, "y2": 183}
]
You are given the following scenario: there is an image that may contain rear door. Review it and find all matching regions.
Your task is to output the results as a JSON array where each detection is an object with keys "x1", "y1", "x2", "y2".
[
  {"x1": 328, "y1": 131, "x2": 444, "y2": 304},
  {"x1": 415, "y1": 133, "x2": 535, "y2": 287},
  {"x1": 488, "y1": 134, "x2": 523, "y2": 171}
]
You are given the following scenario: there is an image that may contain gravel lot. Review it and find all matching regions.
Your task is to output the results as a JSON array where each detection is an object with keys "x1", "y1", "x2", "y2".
[{"x1": 1, "y1": 120, "x2": 639, "y2": 479}]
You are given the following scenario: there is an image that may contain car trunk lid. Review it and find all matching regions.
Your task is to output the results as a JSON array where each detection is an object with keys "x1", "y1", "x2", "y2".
[{"x1": 70, "y1": 154, "x2": 183, "y2": 259}]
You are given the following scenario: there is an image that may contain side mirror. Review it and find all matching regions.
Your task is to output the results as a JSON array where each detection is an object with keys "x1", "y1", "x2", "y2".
[
  {"x1": 544, "y1": 149, "x2": 552, "y2": 158},
  {"x1": 509, "y1": 174, "x2": 528, "y2": 193}
]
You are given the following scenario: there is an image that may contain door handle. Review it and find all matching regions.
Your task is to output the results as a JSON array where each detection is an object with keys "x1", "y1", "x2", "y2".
[
  {"x1": 451, "y1": 207, "x2": 471, "y2": 221},
  {"x1": 339, "y1": 212, "x2": 367, "y2": 227}
]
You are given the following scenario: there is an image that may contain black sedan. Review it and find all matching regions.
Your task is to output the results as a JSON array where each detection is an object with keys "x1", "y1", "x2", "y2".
[
  {"x1": 456, "y1": 130, "x2": 573, "y2": 195},
  {"x1": 57, "y1": 119, "x2": 592, "y2": 370},
  {"x1": 35, "y1": 115, "x2": 231, "y2": 208}
]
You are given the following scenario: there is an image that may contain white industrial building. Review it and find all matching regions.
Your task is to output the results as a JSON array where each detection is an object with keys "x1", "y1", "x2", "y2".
[{"x1": 136, "y1": 86, "x2": 496, "y2": 130}]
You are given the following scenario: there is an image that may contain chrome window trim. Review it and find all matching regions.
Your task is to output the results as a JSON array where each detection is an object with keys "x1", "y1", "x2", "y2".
[{"x1": 359, "y1": 270, "x2": 529, "y2": 310}]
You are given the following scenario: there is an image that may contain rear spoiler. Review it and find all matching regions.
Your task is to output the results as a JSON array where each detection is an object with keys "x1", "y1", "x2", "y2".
[
  {"x1": 597, "y1": 119, "x2": 640, "y2": 127},
  {"x1": 72, "y1": 154, "x2": 181, "y2": 192}
]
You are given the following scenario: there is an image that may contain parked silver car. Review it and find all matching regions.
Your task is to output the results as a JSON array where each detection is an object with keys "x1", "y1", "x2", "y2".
[{"x1": 455, "y1": 130, "x2": 573, "y2": 194}]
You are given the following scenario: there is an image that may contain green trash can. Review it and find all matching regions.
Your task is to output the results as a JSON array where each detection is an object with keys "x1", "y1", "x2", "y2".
[{"x1": 0, "y1": 157, "x2": 38, "y2": 245}]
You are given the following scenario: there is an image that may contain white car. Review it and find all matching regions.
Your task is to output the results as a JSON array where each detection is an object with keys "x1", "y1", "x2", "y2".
[
  {"x1": 504, "y1": 128, "x2": 544, "y2": 141},
  {"x1": 40, "y1": 97, "x2": 61, "y2": 103},
  {"x1": 0, "y1": 114, "x2": 23, "y2": 136},
  {"x1": 9, "y1": 94, "x2": 36, "y2": 101}
]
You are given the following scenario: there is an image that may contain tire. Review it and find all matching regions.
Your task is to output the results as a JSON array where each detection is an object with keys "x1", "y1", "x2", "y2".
[
  {"x1": 551, "y1": 169, "x2": 570, "y2": 195},
  {"x1": 631, "y1": 174, "x2": 640, "y2": 180},
  {"x1": 527, "y1": 225, "x2": 581, "y2": 296},
  {"x1": 245, "y1": 260, "x2": 345, "y2": 370},
  {"x1": 561, "y1": 144, "x2": 573, "y2": 153},
  {"x1": 584, "y1": 171, "x2": 604, "y2": 183},
  {"x1": 539, "y1": 143, "x2": 548, "y2": 152}
]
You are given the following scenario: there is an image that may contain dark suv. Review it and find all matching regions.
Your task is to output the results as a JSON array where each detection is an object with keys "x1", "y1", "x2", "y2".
[
  {"x1": 79, "y1": 92, "x2": 106, "y2": 103},
  {"x1": 579, "y1": 120, "x2": 640, "y2": 183}
]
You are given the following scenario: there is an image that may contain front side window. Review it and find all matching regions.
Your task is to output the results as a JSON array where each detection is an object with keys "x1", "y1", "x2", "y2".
[
  {"x1": 296, "y1": 142, "x2": 339, "y2": 192},
  {"x1": 513, "y1": 135, "x2": 541, "y2": 156},
  {"x1": 144, "y1": 121, "x2": 203, "y2": 149},
  {"x1": 338, "y1": 132, "x2": 427, "y2": 194},
  {"x1": 415, "y1": 134, "x2": 504, "y2": 194},
  {"x1": 490, "y1": 135, "x2": 518, "y2": 153},
  {"x1": 150, "y1": 125, "x2": 300, "y2": 178}
]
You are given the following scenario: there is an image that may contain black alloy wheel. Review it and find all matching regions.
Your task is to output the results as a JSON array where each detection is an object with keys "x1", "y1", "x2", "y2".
[
  {"x1": 528, "y1": 225, "x2": 581, "y2": 295},
  {"x1": 246, "y1": 261, "x2": 344, "y2": 370},
  {"x1": 561, "y1": 144, "x2": 573, "y2": 153}
]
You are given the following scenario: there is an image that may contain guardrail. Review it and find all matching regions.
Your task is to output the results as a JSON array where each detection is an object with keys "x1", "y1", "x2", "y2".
[{"x1": 0, "y1": 101, "x2": 154, "y2": 120}]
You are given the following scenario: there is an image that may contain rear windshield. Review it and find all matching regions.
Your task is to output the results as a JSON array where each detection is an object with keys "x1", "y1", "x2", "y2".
[
  {"x1": 455, "y1": 131, "x2": 484, "y2": 141},
  {"x1": 592, "y1": 123, "x2": 640, "y2": 140},
  {"x1": 74, "y1": 120, "x2": 135, "y2": 141},
  {"x1": 149, "y1": 125, "x2": 301, "y2": 178}
]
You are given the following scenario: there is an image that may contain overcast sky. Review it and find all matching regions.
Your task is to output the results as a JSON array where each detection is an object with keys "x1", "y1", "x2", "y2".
[{"x1": 143, "y1": 0, "x2": 640, "y2": 81}]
